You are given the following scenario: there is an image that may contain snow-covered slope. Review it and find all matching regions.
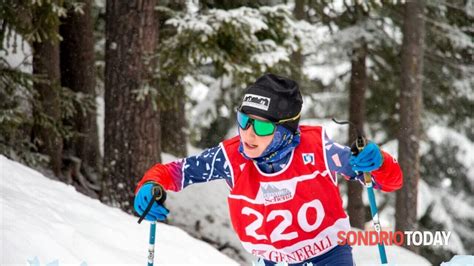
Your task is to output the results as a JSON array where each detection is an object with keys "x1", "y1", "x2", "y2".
[{"x1": 0, "y1": 155, "x2": 238, "y2": 266}]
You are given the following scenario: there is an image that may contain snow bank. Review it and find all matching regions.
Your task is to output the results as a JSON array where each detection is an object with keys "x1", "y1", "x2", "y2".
[
  {"x1": 0, "y1": 155, "x2": 237, "y2": 266},
  {"x1": 352, "y1": 244, "x2": 431, "y2": 265},
  {"x1": 441, "y1": 255, "x2": 474, "y2": 265}
]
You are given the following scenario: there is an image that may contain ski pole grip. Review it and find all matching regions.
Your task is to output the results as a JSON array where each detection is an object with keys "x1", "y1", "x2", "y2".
[
  {"x1": 354, "y1": 136, "x2": 373, "y2": 184},
  {"x1": 355, "y1": 136, "x2": 367, "y2": 152},
  {"x1": 151, "y1": 184, "x2": 166, "y2": 205},
  {"x1": 138, "y1": 184, "x2": 167, "y2": 224}
]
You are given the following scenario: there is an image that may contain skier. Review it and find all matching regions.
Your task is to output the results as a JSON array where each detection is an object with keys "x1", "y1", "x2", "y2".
[{"x1": 134, "y1": 73, "x2": 403, "y2": 265}]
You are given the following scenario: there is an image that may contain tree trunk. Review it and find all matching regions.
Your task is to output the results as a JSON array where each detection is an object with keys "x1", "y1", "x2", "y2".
[
  {"x1": 160, "y1": 80, "x2": 188, "y2": 157},
  {"x1": 102, "y1": 0, "x2": 160, "y2": 212},
  {"x1": 32, "y1": 27, "x2": 63, "y2": 177},
  {"x1": 347, "y1": 42, "x2": 368, "y2": 229},
  {"x1": 396, "y1": 0, "x2": 425, "y2": 253},
  {"x1": 291, "y1": 0, "x2": 305, "y2": 84},
  {"x1": 158, "y1": 1, "x2": 187, "y2": 158},
  {"x1": 60, "y1": 0, "x2": 101, "y2": 174}
]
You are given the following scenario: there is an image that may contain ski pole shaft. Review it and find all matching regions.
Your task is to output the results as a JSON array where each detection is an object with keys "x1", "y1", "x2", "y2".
[
  {"x1": 364, "y1": 173, "x2": 388, "y2": 264},
  {"x1": 136, "y1": 185, "x2": 166, "y2": 266},
  {"x1": 357, "y1": 137, "x2": 388, "y2": 264},
  {"x1": 332, "y1": 118, "x2": 389, "y2": 264},
  {"x1": 148, "y1": 221, "x2": 156, "y2": 266}
]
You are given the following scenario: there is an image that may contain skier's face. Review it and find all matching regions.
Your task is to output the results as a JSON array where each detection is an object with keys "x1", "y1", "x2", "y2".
[{"x1": 239, "y1": 114, "x2": 274, "y2": 158}]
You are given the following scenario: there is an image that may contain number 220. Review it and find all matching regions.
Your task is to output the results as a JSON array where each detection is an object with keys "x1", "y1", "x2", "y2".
[{"x1": 241, "y1": 199, "x2": 325, "y2": 243}]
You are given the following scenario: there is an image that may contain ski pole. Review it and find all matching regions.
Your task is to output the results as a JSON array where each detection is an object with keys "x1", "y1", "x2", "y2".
[
  {"x1": 137, "y1": 185, "x2": 166, "y2": 266},
  {"x1": 332, "y1": 118, "x2": 388, "y2": 264},
  {"x1": 355, "y1": 135, "x2": 388, "y2": 264},
  {"x1": 147, "y1": 221, "x2": 156, "y2": 266}
]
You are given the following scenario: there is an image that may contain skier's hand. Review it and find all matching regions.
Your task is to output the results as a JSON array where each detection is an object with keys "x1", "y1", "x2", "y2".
[
  {"x1": 134, "y1": 183, "x2": 169, "y2": 221},
  {"x1": 350, "y1": 141, "x2": 383, "y2": 172}
]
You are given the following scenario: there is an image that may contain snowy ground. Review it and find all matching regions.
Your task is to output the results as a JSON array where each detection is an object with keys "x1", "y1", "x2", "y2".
[{"x1": 0, "y1": 155, "x2": 238, "y2": 266}]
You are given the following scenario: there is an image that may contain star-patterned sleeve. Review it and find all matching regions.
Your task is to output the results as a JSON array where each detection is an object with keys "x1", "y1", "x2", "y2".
[
  {"x1": 323, "y1": 132, "x2": 403, "y2": 192},
  {"x1": 135, "y1": 145, "x2": 233, "y2": 193}
]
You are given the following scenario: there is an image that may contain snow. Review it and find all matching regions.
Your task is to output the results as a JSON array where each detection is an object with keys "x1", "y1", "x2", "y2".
[
  {"x1": 453, "y1": 75, "x2": 474, "y2": 101},
  {"x1": 417, "y1": 180, "x2": 434, "y2": 220},
  {"x1": 0, "y1": 155, "x2": 238, "y2": 266},
  {"x1": 184, "y1": 75, "x2": 224, "y2": 128},
  {"x1": 441, "y1": 255, "x2": 474, "y2": 265},
  {"x1": 381, "y1": 17, "x2": 403, "y2": 45},
  {"x1": 184, "y1": 75, "x2": 210, "y2": 102},
  {"x1": 1, "y1": 29, "x2": 32, "y2": 73},
  {"x1": 93, "y1": 0, "x2": 105, "y2": 9},
  {"x1": 351, "y1": 242, "x2": 431, "y2": 265},
  {"x1": 303, "y1": 62, "x2": 351, "y2": 86},
  {"x1": 167, "y1": 7, "x2": 269, "y2": 36},
  {"x1": 96, "y1": 97, "x2": 104, "y2": 157},
  {"x1": 427, "y1": 18, "x2": 474, "y2": 50},
  {"x1": 426, "y1": 125, "x2": 474, "y2": 182},
  {"x1": 467, "y1": 0, "x2": 474, "y2": 17},
  {"x1": 251, "y1": 46, "x2": 290, "y2": 69}
]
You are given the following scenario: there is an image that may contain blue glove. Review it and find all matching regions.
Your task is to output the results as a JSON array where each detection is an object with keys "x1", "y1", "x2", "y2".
[
  {"x1": 350, "y1": 141, "x2": 383, "y2": 172},
  {"x1": 134, "y1": 183, "x2": 169, "y2": 221}
]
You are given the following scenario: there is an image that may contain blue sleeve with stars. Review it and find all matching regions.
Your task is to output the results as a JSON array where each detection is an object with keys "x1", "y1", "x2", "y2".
[
  {"x1": 324, "y1": 134, "x2": 357, "y2": 178},
  {"x1": 324, "y1": 133, "x2": 381, "y2": 189},
  {"x1": 180, "y1": 145, "x2": 233, "y2": 189}
]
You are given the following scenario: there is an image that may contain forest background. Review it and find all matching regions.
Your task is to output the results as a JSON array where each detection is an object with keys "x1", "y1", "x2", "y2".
[{"x1": 1, "y1": 0, "x2": 472, "y2": 264}]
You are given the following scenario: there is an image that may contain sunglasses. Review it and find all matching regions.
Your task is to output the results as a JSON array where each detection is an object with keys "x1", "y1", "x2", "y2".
[{"x1": 236, "y1": 110, "x2": 301, "y2": 136}]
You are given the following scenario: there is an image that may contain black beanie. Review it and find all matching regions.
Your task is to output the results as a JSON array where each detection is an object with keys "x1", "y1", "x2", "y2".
[{"x1": 239, "y1": 73, "x2": 303, "y2": 132}]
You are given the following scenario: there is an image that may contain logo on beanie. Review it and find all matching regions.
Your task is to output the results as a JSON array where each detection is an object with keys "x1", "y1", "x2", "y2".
[{"x1": 242, "y1": 94, "x2": 270, "y2": 111}]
